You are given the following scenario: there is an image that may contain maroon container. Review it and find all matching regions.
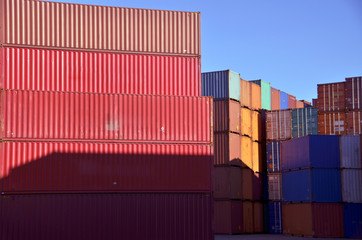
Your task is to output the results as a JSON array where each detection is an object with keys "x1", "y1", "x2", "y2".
[
  {"x1": 214, "y1": 133, "x2": 241, "y2": 166},
  {"x1": 0, "y1": 47, "x2": 201, "y2": 96},
  {"x1": 317, "y1": 82, "x2": 346, "y2": 112},
  {"x1": 288, "y1": 95, "x2": 296, "y2": 109},
  {"x1": 266, "y1": 110, "x2": 291, "y2": 141},
  {"x1": 0, "y1": 141, "x2": 212, "y2": 193},
  {"x1": 312, "y1": 98, "x2": 317, "y2": 107},
  {"x1": 214, "y1": 200, "x2": 242, "y2": 234},
  {"x1": 0, "y1": 193, "x2": 213, "y2": 240},
  {"x1": 318, "y1": 111, "x2": 347, "y2": 135},
  {"x1": 253, "y1": 202, "x2": 264, "y2": 233},
  {"x1": 214, "y1": 166, "x2": 242, "y2": 200},
  {"x1": 0, "y1": 89, "x2": 212, "y2": 143},
  {"x1": 241, "y1": 168, "x2": 253, "y2": 200},
  {"x1": 214, "y1": 99, "x2": 241, "y2": 134},
  {"x1": 271, "y1": 87, "x2": 280, "y2": 110},
  {"x1": 345, "y1": 76, "x2": 362, "y2": 110},
  {"x1": 346, "y1": 110, "x2": 362, "y2": 135},
  {"x1": 252, "y1": 172, "x2": 262, "y2": 201}
]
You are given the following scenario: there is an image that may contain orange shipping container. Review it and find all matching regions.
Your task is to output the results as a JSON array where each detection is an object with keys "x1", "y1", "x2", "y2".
[
  {"x1": 252, "y1": 141, "x2": 262, "y2": 173},
  {"x1": 296, "y1": 100, "x2": 304, "y2": 108},
  {"x1": 271, "y1": 87, "x2": 280, "y2": 110},
  {"x1": 242, "y1": 201, "x2": 254, "y2": 233},
  {"x1": 251, "y1": 110, "x2": 262, "y2": 142},
  {"x1": 214, "y1": 133, "x2": 241, "y2": 166},
  {"x1": 346, "y1": 110, "x2": 362, "y2": 135},
  {"x1": 318, "y1": 111, "x2": 347, "y2": 135},
  {"x1": 241, "y1": 136, "x2": 252, "y2": 169},
  {"x1": 240, "y1": 79, "x2": 252, "y2": 108},
  {"x1": 253, "y1": 202, "x2": 264, "y2": 233},
  {"x1": 214, "y1": 166, "x2": 242, "y2": 200},
  {"x1": 214, "y1": 100, "x2": 241, "y2": 134},
  {"x1": 241, "y1": 168, "x2": 253, "y2": 200},
  {"x1": 250, "y1": 82, "x2": 262, "y2": 110},
  {"x1": 240, "y1": 107, "x2": 252, "y2": 137}
]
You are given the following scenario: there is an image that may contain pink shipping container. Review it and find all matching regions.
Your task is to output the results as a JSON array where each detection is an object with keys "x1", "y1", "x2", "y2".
[
  {"x1": 0, "y1": 46, "x2": 201, "y2": 95},
  {"x1": 214, "y1": 99, "x2": 240, "y2": 134},
  {"x1": 288, "y1": 95, "x2": 296, "y2": 109},
  {"x1": 0, "y1": 193, "x2": 213, "y2": 240},
  {"x1": 0, "y1": 89, "x2": 212, "y2": 143},
  {"x1": 317, "y1": 82, "x2": 346, "y2": 112},
  {"x1": 345, "y1": 76, "x2": 362, "y2": 110},
  {"x1": 214, "y1": 133, "x2": 241, "y2": 166},
  {"x1": 0, "y1": 141, "x2": 212, "y2": 193},
  {"x1": 214, "y1": 200, "x2": 242, "y2": 234},
  {"x1": 271, "y1": 87, "x2": 280, "y2": 110},
  {"x1": 0, "y1": 0, "x2": 200, "y2": 56},
  {"x1": 266, "y1": 110, "x2": 291, "y2": 141}
]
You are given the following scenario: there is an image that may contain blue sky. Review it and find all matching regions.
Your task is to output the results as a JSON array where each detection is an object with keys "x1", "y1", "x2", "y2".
[{"x1": 51, "y1": 0, "x2": 362, "y2": 101}]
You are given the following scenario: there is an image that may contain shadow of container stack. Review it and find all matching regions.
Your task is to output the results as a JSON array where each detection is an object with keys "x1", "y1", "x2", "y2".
[{"x1": 0, "y1": 1, "x2": 214, "y2": 240}]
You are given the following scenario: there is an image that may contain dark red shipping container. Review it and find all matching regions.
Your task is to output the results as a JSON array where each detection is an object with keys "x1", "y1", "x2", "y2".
[
  {"x1": 0, "y1": 141, "x2": 212, "y2": 193},
  {"x1": 213, "y1": 99, "x2": 240, "y2": 134},
  {"x1": 271, "y1": 87, "x2": 280, "y2": 110},
  {"x1": 0, "y1": 89, "x2": 212, "y2": 143},
  {"x1": 317, "y1": 82, "x2": 346, "y2": 112},
  {"x1": 214, "y1": 200, "x2": 242, "y2": 234},
  {"x1": 0, "y1": 193, "x2": 213, "y2": 240},
  {"x1": 345, "y1": 76, "x2": 362, "y2": 110},
  {"x1": 318, "y1": 111, "x2": 347, "y2": 135},
  {"x1": 213, "y1": 166, "x2": 242, "y2": 200},
  {"x1": 346, "y1": 110, "x2": 362, "y2": 135},
  {"x1": 0, "y1": 47, "x2": 201, "y2": 96},
  {"x1": 288, "y1": 95, "x2": 296, "y2": 109},
  {"x1": 266, "y1": 110, "x2": 291, "y2": 141},
  {"x1": 312, "y1": 98, "x2": 317, "y2": 107}
]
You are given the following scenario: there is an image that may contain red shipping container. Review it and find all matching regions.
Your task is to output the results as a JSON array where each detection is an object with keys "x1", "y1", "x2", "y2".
[
  {"x1": 214, "y1": 200, "x2": 243, "y2": 234},
  {"x1": 346, "y1": 110, "x2": 362, "y2": 135},
  {"x1": 242, "y1": 201, "x2": 254, "y2": 233},
  {"x1": 288, "y1": 95, "x2": 296, "y2": 109},
  {"x1": 214, "y1": 99, "x2": 240, "y2": 134},
  {"x1": 296, "y1": 100, "x2": 304, "y2": 108},
  {"x1": 345, "y1": 77, "x2": 362, "y2": 110},
  {"x1": 271, "y1": 87, "x2": 280, "y2": 110},
  {"x1": 312, "y1": 98, "x2": 317, "y2": 107},
  {"x1": 318, "y1": 111, "x2": 347, "y2": 135},
  {"x1": 214, "y1": 133, "x2": 241, "y2": 166},
  {"x1": 213, "y1": 166, "x2": 242, "y2": 200},
  {"x1": 266, "y1": 110, "x2": 291, "y2": 141},
  {"x1": 0, "y1": 47, "x2": 200, "y2": 96},
  {"x1": 0, "y1": 89, "x2": 212, "y2": 143},
  {"x1": 241, "y1": 168, "x2": 253, "y2": 200},
  {"x1": 0, "y1": 141, "x2": 212, "y2": 193},
  {"x1": 317, "y1": 82, "x2": 346, "y2": 112},
  {"x1": 0, "y1": 1, "x2": 200, "y2": 56},
  {"x1": 253, "y1": 202, "x2": 264, "y2": 233},
  {"x1": 0, "y1": 193, "x2": 213, "y2": 240}
]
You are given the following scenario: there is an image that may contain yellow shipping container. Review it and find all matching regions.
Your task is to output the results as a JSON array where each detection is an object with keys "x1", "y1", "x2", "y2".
[
  {"x1": 252, "y1": 141, "x2": 262, "y2": 172},
  {"x1": 251, "y1": 110, "x2": 261, "y2": 142},
  {"x1": 241, "y1": 107, "x2": 252, "y2": 137},
  {"x1": 241, "y1": 136, "x2": 252, "y2": 169}
]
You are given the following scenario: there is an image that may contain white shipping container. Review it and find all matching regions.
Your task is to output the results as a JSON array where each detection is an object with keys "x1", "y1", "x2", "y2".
[
  {"x1": 340, "y1": 136, "x2": 361, "y2": 168},
  {"x1": 341, "y1": 169, "x2": 362, "y2": 203},
  {"x1": 268, "y1": 173, "x2": 282, "y2": 201}
]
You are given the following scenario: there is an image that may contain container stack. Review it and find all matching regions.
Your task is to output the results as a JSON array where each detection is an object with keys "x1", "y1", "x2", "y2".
[{"x1": 0, "y1": 1, "x2": 214, "y2": 240}]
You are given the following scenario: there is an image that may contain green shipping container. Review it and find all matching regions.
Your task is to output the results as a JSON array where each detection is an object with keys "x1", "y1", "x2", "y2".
[
  {"x1": 250, "y1": 80, "x2": 271, "y2": 110},
  {"x1": 291, "y1": 107, "x2": 318, "y2": 138}
]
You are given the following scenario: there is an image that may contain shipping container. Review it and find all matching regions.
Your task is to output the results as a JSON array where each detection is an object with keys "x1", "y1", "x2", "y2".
[
  {"x1": 214, "y1": 200, "x2": 242, "y2": 234},
  {"x1": 295, "y1": 100, "x2": 304, "y2": 108},
  {"x1": 282, "y1": 169, "x2": 342, "y2": 203},
  {"x1": 301, "y1": 100, "x2": 312, "y2": 107},
  {"x1": 267, "y1": 141, "x2": 281, "y2": 172},
  {"x1": 0, "y1": 1, "x2": 200, "y2": 56},
  {"x1": 317, "y1": 82, "x2": 346, "y2": 112},
  {"x1": 250, "y1": 82, "x2": 262, "y2": 110},
  {"x1": 281, "y1": 135, "x2": 340, "y2": 170},
  {"x1": 271, "y1": 87, "x2": 280, "y2": 110},
  {"x1": 262, "y1": 172, "x2": 268, "y2": 201},
  {"x1": 202, "y1": 70, "x2": 240, "y2": 101},
  {"x1": 283, "y1": 203, "x2": 344, "y2": 238},
  {"x1": 0, "y1": 141, "x2": 212, "y2": 193},
  {"x1": 266, "y1": 110, "x2": 291, "y2": 141},
  {"x1": 341, "y1": 169, "x2": 362, "y2": 203},
  {"x1": 240, "y1": 107, "x2": 252, "y2": 137},
  {"x1": 268, "y1": 202, "x2": 283, "y2": 234},
  {"x1": 242, "y1": 201, "x2": 254, "y2": 233},
  {"x1": 241, "y1": 168, "x2": 253, "y2": 200},
  {"x1": 318, "y1": 111, "x2": 347, "y2": 135},
  {"x1": 240, "y1": 78, "x2": 251, "y2": 108},
  {"x1": 345, "y1": 76, "x2": 362, "y2": 110},
  {"x1": 340, "y1": 135, "x2": 362, "y2": 168},
  {"x1": 343, "y1": 203, "x2": 362, "y2": 239},
  {"x1": 214, "y1": 133, "x2": 241, "y2": 166},
  {"x1": 288, "y1": 95, "x2": 296, "y2": 109},
  {"x1": 279, "y1": 91, "x2": 289, "y2": 110},
  {"x1": 253, "y1": 202, "x2": 264, "y2": 233},
  {"x1": 291, "y1": 107, "x2": 318, "y2": 138},
  {"x1": 346, "y1": 110, "x2": 362, "y2": 135},
  {"x1": 251, "y1": 110, "x2": 261, "y2": 142},
  {"x1": 250, "y1": 79, "x2": 271, "y2": 110},
  {"x1": 214, "y1": 166, "x2": 242, "y2": 200},
  {"x1": 0, "y1": 47, "x2": 201, "y2": 95},
  {"x1": 240, "y1": 136, "x2": 252, "y2": 169},
  {"x1": 252, "y1": 172, "x2": 262, "y2": 201},
  {"x1": 0, "y1": 193, "x2": 213, "y2": 240},
  {"x1": 0, "y1": 89, "x2": 212, "y2": 143},
  {"x1": 214, "y1": 99, "x2": 240, "y2": 134},
  {"x1": 312, "y1": 98, "x2": 317, "y2": 107},
  {"x1": 268, "y1": 173, "x2": 282, "y2": 201},
  {"x1": 252, "y1": 141, "x2": 262, "y2": 173}
]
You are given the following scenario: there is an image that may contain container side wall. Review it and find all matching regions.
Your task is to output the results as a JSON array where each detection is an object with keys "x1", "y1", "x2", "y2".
[
  {"x1": 240, "y1": 107, "x2": 252, "y2": 137},
  {"x1": 240, "y1": 136, "x2": 252, "y2": 169},
  {"x1": 346, "y1": 110, "x2": 362, "y2": 135},
  {"x1": 340, "y1": 135, "x2": 362, "y2": 168},
  {"x1": 312, "y1": 203, "x2": 344, "y2": 238},
  {"x1": 341, "y1": 169, "x2": 362, "y2": 203},
  {"x1": 288, "y1": 95, "x2": 296, "y2": 109},
  {"x1": 268, "y1": 173, "x2": 282, "y2": 201},
  {"x1": 266, "y1": 141, "x2": 281, "y2": 172},
  {"x1": 202, "y1": 71, "x2": 229, "y2": 100},
  {"x1": 345, "y1": 77, "x2": 362, "y2": 110},
  {"x1": 343, "y1": 203, "x2": 362, "y2": 239},
  {"x1": 318, "y1": 111, "x2": 347, "y2": 135},
  {"x1": 268, "y1": 202, "x2": 283, "y2": 234},
  {"x1": 282, "y1": 203, "x2": 313, "y2": 236},
  {"x1": 240, "y1": 79, "x2": 251, "y2": 108},
  {"x1": 279, "y1": 91, "x2": 289, "y2": 110},
  {"x1": 228, "y1": 70, "x2": 241, "y2": 102},
  {"x1": 271, "y1": 87, "x2": 280, "y2": 110},
  {"x1": 311, "y1": 169, "x2": 342, "y2": 203},
  {"x1": 317, "y1": 82, "x2": 346, "y2": 112}
]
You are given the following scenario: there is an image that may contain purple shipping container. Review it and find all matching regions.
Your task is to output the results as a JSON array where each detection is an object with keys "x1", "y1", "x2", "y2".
[{"x1": 340, "y1": 135, "x2": 362, "y2": 169}]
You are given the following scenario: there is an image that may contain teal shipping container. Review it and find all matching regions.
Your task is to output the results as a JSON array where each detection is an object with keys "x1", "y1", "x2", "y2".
[
  {"x1": 250, "y1": 79, "x2": 271, "y2": 110},
  {"x1": 291, "y1": 107, "x2": 318, "y2": 138}
]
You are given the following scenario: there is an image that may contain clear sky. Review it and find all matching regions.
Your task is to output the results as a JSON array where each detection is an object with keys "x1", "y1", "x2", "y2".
[{"x1": 51, "y1": 0, "x2": 362, "y2": 101}]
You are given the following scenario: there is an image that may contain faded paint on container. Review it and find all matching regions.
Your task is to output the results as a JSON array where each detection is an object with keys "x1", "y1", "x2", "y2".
[
  {"x1": 0, "y1": 47, "x2": 201, "y2": 95},
  {"x1": 214, "y1": 166, "x2": 242, "y2": 200},
  {"x1": 345, "y1": 76, "x2": 362, "y2": 110},
  {"x1": 268, "y1": 202, "x2": 283, "y2": 234},
  {"x1": 296, "y1": 100, "x2": 304, "y2": 108},
  {"x1": 317, "y1": 82, "x2": 346, "y2": 112},
  {"x1": 288, "y1": 95, "x2": 296, "y2": 109},
  {"x1": 250, "y1": 82, "x2": 262, "y2": 110},
  {"x1": 0, "y1": 90, "x2": 212, "y2": 143},
  {"x1": 280, "y1": 91, "x2": 289, "y2": 110},
  {"x1": 214, "y1": 100, "x2": 240, "y2": 134},
  {"x1": 251, "y1": 110, "x2": 261, "y2": 142},
  {"x1": 252, "y1": 172, "x2": 262, "y2": 201},
  {"x1": 252, "y1": 141, "x2": 262, "y2": 173},
  {"x1": 346, "y1": 110, "x2": 362, "y2": 135},
  {"x1": 201, "y1": 70, "x2": 240, "y2": 101},
  {"x1": 268, "y1": 173, "x2": 282, "y2": 201},
  {"x1": 214, "y1": 200, "x2": 242, "y2": 234},
  {"x1": 266, "y1": 110, "x2": 291, "y2": 141},
  {"x1": 240, "y1": 136, "x2": 252, "y2": 169},
  {"x1": 282, "y1": 169, "x2": 342, "y2": 203},
  {"x1": 267, "y1": 141, "x2": 281, "y2": 172},
  {"x1": 318, "y1": 111, "x2": 347, "y2": 135},
  {"x1": 214, "y1": 133, "x2": 241, "y2": 166},
  {"x1": 340, "y1": 135, "x2": 361, "y2": 168},
  {"x1": 250, "y1": 79, "x2": 271, "y2": 110},
  {"x1": 253, "y1": 202, "x2": 264, "y2": 233},
  {"x1": 241, "y1": 168, "x2": 253, "y2": 200},
  {"x1": 0, "y1": 193, "x2": 213, "y2": 240},
  {"x1": 291, "y1": 107, "x2": 318, "y2": 138},
  {"x1": 242, "y1": 201, "x2": 254, "y2": 233},
  {"x1": 343, "y1": 203, "x2": 362, "y2": 239},
  {"x1": 282, "y1": 203, "x2": 344, "y2": 238},
  {"x1": 271, "y1": 88, "x2": 280, "y2": 110},
  {"x1": 240, "y1": 78, "x2": 251, "y2": 108},
  {"x1": 0, "y1": 141, "x2": 212, "y2": 193},
  {"x1": 240, "y1": 107, "x2": 252, "y2": 137},
  {"x1": 0, "y1": 1, "x2": 200, "y2": 56},
  {"x1": 281, "y1": 135, "x2": 340, "y2": 170},
  {"x1": 341, "y1": 169, "x2": 362, "y2": 203}
]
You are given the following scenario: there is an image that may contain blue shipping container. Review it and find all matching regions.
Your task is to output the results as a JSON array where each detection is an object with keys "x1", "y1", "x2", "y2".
[
  {"x1": 291, "y1": 107, "x2": 318, "y2": 138},
  {"x1": 267, "y1": 141, "x2": 281, "y2": 172},
  {"x1": 281, "y1": 135, "x2": 340, "y2": 171},
  {"x1": 282, "y1": 168, "x2": 342, "y2": 203},
  {"x1": 268, "y1": 202, "x2": 283, "y2": 234},
  {"x1": 201, "y1": 70, "x2": 240, "y2": 101},
  {"x1": 343, "y1": 203, "x2": 362, "y2": 239},
  {"x1": 280, "y1": 91, "x2": 289, "y2": 110}
]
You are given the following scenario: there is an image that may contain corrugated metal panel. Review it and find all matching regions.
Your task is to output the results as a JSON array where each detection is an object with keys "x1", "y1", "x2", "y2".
[
  {"x1": 240, "y1": 78, "x2": 251, "y2": 108},
  {"x1": 268, "y1": 202, "x2": 283, "y2": 234},
  {"x1": 312, "y1": 203, "x2": 344, "y2": 238},
  {"x1": 214, "y1": 166, "x2": 242, "y2": 200},
  {"x1": 0, "y1": 46, "x2": 201, "y2": 95},
  {"x1": 240, "y1": 136, "x2": 252, "y2": 169},
  {"x1": 242, "y1": 201, "x2": 254, "y2": 233},
  {"x1": 0, "y1": 0, "x2": 200, "y2": 56},
  {"x1": 0, "y1": 89, "x2": 211, "y2": 143},
  {"x1": 251, "y1": 110, "x2": 261, "y2": 142},
  {"x1": 318, "y1": 111, "x2": 347, "y2": 135},
  {"x1": 345, "y1": 76, "x2": 362, "y2": 110},
  {"x1": 268, "y1": 173, "x2": 282, "y2": 201},
  {"x1": 341, "y1": 169, "x2": 362, "y2": 203},
  {"x1": 279, "y1": 91, "x2": 289, "y2": 110},
  {"x1": 340, "y1": 135, "x2": 361, "y2": 168},
  {"x1": 271, "y1": 87, "x2": 280, "y2": 110},
  {"x1": 250, "y1": 79, "x2": 271, "y2": 110},
  {"x1": 0, "y1": 141, "x2": 212, "y2": 193},
  {"x1": 282, "y1": 203, "x2": 313, "y2": 236},
  {"x1": 250, "y1": 82, "x2": 261, "y2": 110},
  {"x1": 291, "y1": 107, "x2": 318, "y2": 138},
  {"x1": 241, "y1": 168, "x2": 253, "y2": 200},
  {"x1": 214, "y1": 200, "x2": 242, "y2": 234},
  {"x1": 213, "y1": 99, "x2": 240, "y2": 134},
  {"x1": 214, "y1": 133, "x2": 241, "y2": 166},
  {"x1": 282, "y1": 169, "x2": 342, "y2": 203},
  {"x1": 288, "y1": 95, "x2": 296, "y2": 109},
  {"x1": 0, "y1": 193, "x2": 213, "y2": 240},
  {"x1": 343, "y1": 203, "x2": 362, "y2": 239},
  {"x1": 252, "y1": 141, "x2": 261, "y2": 173},
  {"x1": 201, "y1": 70, "x2": 240, "y2": 101},
  {"x1": 267, "y1": 141, "x2": 281, "y2": 172},
  {"x1": 253, "y1": 202, "x2": 264, "y2": 233},
  {"x1": 317, "y1": 82, "x2": 346, "y2": 112},
  {"x1": 240, "y1": 107, "x2": 252, "y2": 137},
  {"x1": 252, "y1": 172, "x2": 262, "y2": 201},
  {"x1": 266, "y1": 110, "x2": 291, "y2": 141},
  {"x1": 281, "y1": 135, "x2": 340, "y2": 170},
  {"x1": 346, "y1": 110, "x2": 362, "y2": 135}
]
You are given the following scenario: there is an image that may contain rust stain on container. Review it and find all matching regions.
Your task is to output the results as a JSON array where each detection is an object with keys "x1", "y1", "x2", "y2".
[
  {"x1": 318, "y1": 111, "x2": 347, "y2": 135},
  {"x1": 240, "y1": 107, "x2": 252, "y2": 137},
  {"x1": 317, "y1": 82, "x2": 346, "y2": 112},
  {"x1": 240, "y1": 78, "x2": 251, "y2": 108},
  {"x1": 214, "y1": 166, "x2": 242, "y2": 200},
  {"x1": 214, "y1": 200, "x2": 243, "y2": 234},
  {"x1": 250, "y1": 82, "x2": 261, "y2": 110},
  {"x1": 251, "y1": 110, "x2": 261, "y2": 142},
  {"x1": 271, "y1": 87, "x2": 280, "y2": 110},
  {"x1": 240, "y1": 136, "x2": 252, "y2": 169},
  {"x1": 214, "y1": 99, "x2": 240, "y2": 134},
  {"x1": 266, "y1": 110, "x2": 291, "y2": 141},
  {"x1": 346, "y1": 110, "x2": 362, "y2": 135},
  {"x1": 214, "y1": 133, "x2": 241, "y2": 166}
]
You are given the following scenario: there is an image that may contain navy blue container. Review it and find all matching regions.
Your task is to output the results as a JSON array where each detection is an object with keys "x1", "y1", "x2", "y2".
[
  {"x1": 268, "y1": 202, "x2": 283, "y2": 234},
  {"x1": 281, "y1": 135, "x2": 340, "y2": 171},
  {"x1": 267, "y1": 141, "x2": 281, "y2": 172},
  {"x1": 262, "y1": 172, "x2": 269, "y2": 201},
  {"x1": 280, "y1": 91, "x2": 289, "y2": 109},
  {"x1": 263, "y1": 203, "x2": 269, "y2": 233},
  {"x1": 282, "y1": 168, "x2": 342, "y2": 203},
  {"x1": 343, "y1": 203, "x2": 362, "y2": 239}
]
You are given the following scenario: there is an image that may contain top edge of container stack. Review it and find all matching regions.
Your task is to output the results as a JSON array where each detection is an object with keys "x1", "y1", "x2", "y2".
[{"x1": 0, "y1": 0, "x2": 201, "y2": 57}]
